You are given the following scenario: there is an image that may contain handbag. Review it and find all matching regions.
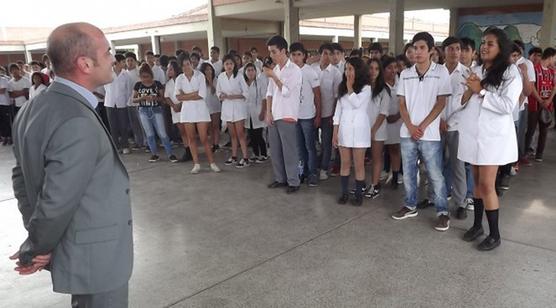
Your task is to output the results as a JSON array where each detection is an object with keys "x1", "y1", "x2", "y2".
[{"x1": 539, "y1": 107, "x2": 552, "y2": 125}]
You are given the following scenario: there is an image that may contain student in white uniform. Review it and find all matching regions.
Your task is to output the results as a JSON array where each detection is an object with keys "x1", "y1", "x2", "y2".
[
  {"x1": 331, "y1": 43, "x2": 346, "y2": 73},
  {"x1": 209, "y1": 46, "x2": 223, "y2": 76},
  {"x1": 251, "y1": 47, "x2": 264, "y2": 72},
  {"x1": 440, "y1": 37, "x2": 473, "y2": 220},
  {"x1": 190, "y1": 53, "x2": 202, "y2": 72},
  {"x1": 243, "y1": 63, "x2": 268, "y2": 162},
  {"x1": 217, "y1": 54, "x2": 250, "y2": 168},
  {"x1": 311, "y1": 43, "x2": 343, "y2": 180},
  {"x1": 290, "y1": 42, "x2": 321, "y2": 187},
  {"x1": 199, "y1": 62, "x2": 222, "y2": 153},
  {"x1": 175, "y1": 55, "x2": 221, "y2": 174},
  {"x1": 125, "y1": 52, "x2": 145, "y2": 149},
  {"x1": 145, "y1": 50, "x2": 166, "y2": 84},
  {"x1": 391, "y1": 32, "x2": 452, "y2": 233},
  {"x1": 333, "y1": 57, "x2": 371, "y2": 206},
  {"x1": 458, "y1": 28, "x2": 522, "y2": 251},
  {"x1": 29, "y1": 72, "x2": 48, "y2": 100},
  {"x1": 383, "y1": 57, "x2": 403, "y2": 189},
  {"x1": 105, "y1": 54, "x2": 132, "y2": 154},
  {"x1": 366, "y1": 58, "x2": 390, "y2": 199},
  {"x1": 0, "y1": 72, "x2": 12, "y2": 145},
  {"x1": 164, "y1": 60, "x2": 192, "y2": 162},
  {"x1": 7, "y1": 63, "x2": 31, "y2": 116}
]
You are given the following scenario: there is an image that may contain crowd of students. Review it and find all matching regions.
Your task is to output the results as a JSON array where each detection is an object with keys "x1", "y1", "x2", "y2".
[{"x1": 1, "y1": 27, "x2": 555, "y2": 251}]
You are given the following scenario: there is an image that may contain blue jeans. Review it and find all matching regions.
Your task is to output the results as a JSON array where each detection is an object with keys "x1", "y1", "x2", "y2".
[
  {"x1": 138, "y1": 106, "x2": 173, "y2": 157},
  {"x1": 401, "y1": 138, "x2": 448, "y2": 216},
  {"x1": 297, "y1": 118, "x2": 317, "y2": 178},
  {"x1": 318, "y1": 116, "x2": 333, "y2": 171}
]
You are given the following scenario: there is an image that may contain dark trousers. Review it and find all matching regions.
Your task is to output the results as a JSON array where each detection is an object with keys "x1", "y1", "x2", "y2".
[
  {"x1": 525, "y1": 110, "x2": 550, "y2": 158},
  {"x1": 107, "y1": 107, "x2": 130, "y2": 150},
  {"x1": 318, "y1": 116, "x2": 333, "y2": 171},
  {"x1": 248, "y1": 126, "x2": 267, "y2": 157},
  {"x1": 0, "y1": 105, "x2": 13, "y2": 138},
  {"x1": 71, "y1": 283, "x2": 128, "y2": 308}
]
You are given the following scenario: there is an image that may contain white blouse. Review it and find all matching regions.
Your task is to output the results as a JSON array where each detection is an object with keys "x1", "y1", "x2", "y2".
[{"x1": 333, "y1": 85, "x2": 372, "y2": 148}]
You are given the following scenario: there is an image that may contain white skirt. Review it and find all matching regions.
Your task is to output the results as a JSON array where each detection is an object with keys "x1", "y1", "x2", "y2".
[
  {"x1": 180, "y1": 100, "x2": 211, "y2": 123},
  {"x1": 385, "y1": 120, "x2": 402, "y2": 145},
  {"x1": 221, "y1": 99, "x2": 247, "y2": 123},
  {"x1": 171, "y1": 109, "x2": 181, "y2": 124},
  {"x1": 374, "y1": 121, "x2": 387, "y2": 142}
]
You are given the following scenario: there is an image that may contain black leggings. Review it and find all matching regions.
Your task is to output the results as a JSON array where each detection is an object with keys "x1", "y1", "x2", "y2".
[
  {"x1": 0, "y1": 105, "x2": 13, "y2": 138},
  {"x1": 248, "y1": 127, "x2": 267, "y2": 157}
]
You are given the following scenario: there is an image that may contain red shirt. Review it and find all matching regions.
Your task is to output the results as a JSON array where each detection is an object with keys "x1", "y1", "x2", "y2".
[{"x1": 529, "y1": 64, "x2": 555, "y2": 112}]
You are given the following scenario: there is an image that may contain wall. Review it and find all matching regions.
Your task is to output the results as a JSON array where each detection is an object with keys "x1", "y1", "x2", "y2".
[
  {"x1": 456, "y1": 4, "x2": 544, "y2": 54},
  {"x1": 0, "y1": 54, "x2": 25, "y2": 67}
]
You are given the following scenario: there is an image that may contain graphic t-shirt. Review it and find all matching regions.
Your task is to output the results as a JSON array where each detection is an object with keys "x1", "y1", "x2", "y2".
[{"x1": 134, "y1": 80, "x2": 164, "y2": 107}]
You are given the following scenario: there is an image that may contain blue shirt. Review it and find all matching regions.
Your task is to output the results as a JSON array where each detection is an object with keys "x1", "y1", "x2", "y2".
[{"x1": 54, "y1": 77, "x2": 98, "y2": 109}]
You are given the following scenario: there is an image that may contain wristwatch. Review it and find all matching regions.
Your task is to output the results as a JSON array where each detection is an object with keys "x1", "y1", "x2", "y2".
[{"x1": 479, "y1": 89, "x2": 487, "y2": 97}]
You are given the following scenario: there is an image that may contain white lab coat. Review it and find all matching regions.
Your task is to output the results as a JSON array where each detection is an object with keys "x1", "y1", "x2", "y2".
[
  {"x1": 217, "y1": 71, "x2": 248, "y2": 122},
  {"x1": 457, "y1": 64, "x2": 522, "y2": 165},
  {"x1": 368, "y1": 87, "x2": 390, "y2": 142},
  {"x1": 333, "y1": 85, "x2": 372, "y2": 148},
  {"x1": 244, "y1": 76, "x2": 267, "y2": 129}
]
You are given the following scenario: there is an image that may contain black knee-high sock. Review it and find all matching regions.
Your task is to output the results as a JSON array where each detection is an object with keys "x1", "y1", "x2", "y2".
[
  {"x1": 341, "y1": 176, "x2": 349, "y2": 195},
  {"x1": 485, "y1": 209, "x2": 500, "y2": 240},
  {"x1": 392, "y1": 171, "x2": 399, "y2": 183},
  {"x1": 473, "y1": 198, "x2": 484, "y2": 229},
  {"x1": 355, "y1": 180, "x2": 365, "y2": 199}
]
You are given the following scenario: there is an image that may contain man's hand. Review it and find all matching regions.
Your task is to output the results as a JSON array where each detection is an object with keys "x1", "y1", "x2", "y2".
[
  {"x1": 265, "y1": 112, "x2": 274, "y2": 126},
  {"x1": 408, "y1": 124, "x2": 424, "y2": 140},
  {"x1": 313, "y1": 116, "x2": 321, "y2": 128},
  {"x1": 332, "y1": 133, "x2": 339, "y2": 148},
  {"x1": 440, "y1": 120, "x2": 448, "y2": 133},
  {"x1": 10, "y1": 251, "x2": 52, "y2": 275}
]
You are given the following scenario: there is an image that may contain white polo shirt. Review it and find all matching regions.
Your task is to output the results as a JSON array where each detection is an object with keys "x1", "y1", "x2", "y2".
[
  {"x1": 311, "y1": 63, "x2": 342, "y2": 118},
  {"x1": 514, "y1": 56, "x2": 535, "y2": 120},
  {"x1": 104, "y1": 70, "x2": 132, "y2": 108},
  {"x1": 209, "y1": 59, "x2": 223, "y2": 76},
  {"x1": 443, "y1": 62, "x2": 470, "y2": 131},
  {"x1": 126, "y1": 68, "x2": 140, "y2": 106},
  {"x1": 299, "y1": 64, "x2": 320, "y2": 119},
  {"x1": 8, "y1": 76, "x2": 31, "y2": 107},
  {"x1": 0, "y1": 77, "x2": 10, "y2": 106},
  {"x1": 152, "y1": 64, "x2": 167, "y2": 85},
  {"x1": 397, "y1": 62, "x2": 451, "y2": 141},
  {"x1": 266, "y1": 59, "x2": 303, "y2": 121}
]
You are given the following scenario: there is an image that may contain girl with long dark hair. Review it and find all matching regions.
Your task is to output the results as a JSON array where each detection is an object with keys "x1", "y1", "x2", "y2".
[
  {"x1": 199, "y1": 62, "x2": 222, "y2": 152},
  {"x1": 333, "y1": 57, "x2": 371, "y2": 206},
  {"x1": 458, "y1": 27, "x2": 522, "y2": 250}
]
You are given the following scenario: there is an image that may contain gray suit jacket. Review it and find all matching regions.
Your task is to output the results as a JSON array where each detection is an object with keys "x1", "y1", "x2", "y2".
[{"x1": 12, "y1": 81, "x2": 133, "y2": 294}]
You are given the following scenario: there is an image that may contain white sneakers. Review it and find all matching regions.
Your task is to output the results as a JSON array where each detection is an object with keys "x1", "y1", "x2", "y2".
[
  {"x1": 319, "y1": 170, "x2": 329, "y2": 180},
  {"x1": 210, "y1": 163, "x2": 221, "y2": 173},
  {"x1": 122, "y1": 148, "x2": 131, "y2": 155},
  {"x1": 190, "y1": 164, "x2": 201, "y2": 174}
]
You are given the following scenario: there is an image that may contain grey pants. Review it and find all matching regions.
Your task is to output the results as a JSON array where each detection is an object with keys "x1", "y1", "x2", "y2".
[
  {"x1": 71, "y1": 283, "x2": 128, "y2": 308},
  {"x1": 107, "y1": 106, "x2": 130, "y2": 150},
  {"x1": 268, "y1": 120, "x2": 300, "y2": 186},
  {"x1": 444, "y1": 131, "x2": 467, "y2": 207},
  {"x1": 128, "y1": 106, "x2": 145, "y2": 147}
]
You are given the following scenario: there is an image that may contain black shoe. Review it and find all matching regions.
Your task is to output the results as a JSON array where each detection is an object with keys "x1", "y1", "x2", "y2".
[
  {"x1": 169, "y1": 155, "x2": 179, "y2": 163},
  {"x1": 181, "y1": 149, "x2": 192, "y2": 162},
  {"x1": 498, "y1": 175, "x2": 510, "y2": 190},
  {"x1": 351, "y1": 196, "x2": 363, "y2": 206},
  {"x1": 268, "y1": 181, "x2": 287, "y2": 189},
  {"x1": 455, "y1": 207, "x2": 468, "y2": 220},
  {"x1": 148, "y1": 155, "x2": 160, "y2": 162},
  {"x1": 337, "y1": 194, "x2": 349, "y2": 204},
  {"x1": 286, "y1": 186, "x2": 300, "y2": 194},
  {"x1": 477, "y1": 235, "x2": 501, "y2": 251},
  {"x1": 416, "y1": 199, "x2": 434, "y2": 209},
  {"x1": 462, "y1": 226, "x2": 484, "y2": 242}
]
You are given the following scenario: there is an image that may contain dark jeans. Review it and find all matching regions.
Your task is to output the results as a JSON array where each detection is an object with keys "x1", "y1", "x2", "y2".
[
  {"x1": 525, "y1": 110, "x2": 550, "y2": 158},
  {"x1": 297, "y1": 118, "x2": 317, "y2": 177},
  {"x1": 318, "y1": 116, "x2": 333, "y2": 171},
  {"x1": 248, "y1": 127, "x2": 267, "y2": 157},
  {"x1": 0, "y1": 105, "x2": 13, "y2": 138},
  {"x1": 107, "y1": 106, "x2": 130, "y2": 150}
]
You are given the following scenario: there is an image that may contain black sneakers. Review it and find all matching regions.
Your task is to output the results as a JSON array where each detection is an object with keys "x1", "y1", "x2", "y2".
[
  {"x1": 392, "y1": 207, "x2": 418, "y2": 220},
  {"x1": 148, "y1": 155, "x2": 160, "y2": 162}
]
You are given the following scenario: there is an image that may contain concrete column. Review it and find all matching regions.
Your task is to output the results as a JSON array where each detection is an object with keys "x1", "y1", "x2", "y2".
[
  {"x1": 540, "y1": 0, "x2": 556, "y2": 49},
  {"x1": 283, "y1": 0, "x2": 299, "y2": 43},
  {"x1": 449, "y1": 8, "x2": 458, "y2": 36},
  {"x1": 332, "y1": 35, "x2": 339, "y2": 43},
  {"x1": 207, "y1": 0, "x2": 225, "y2": 52},
  {"x1": 354, "y1": 15, "x2": 362, "y2": 48},
  {"x1": 150, "y1": 35, "x2": 161, "y2": 54},
  {"x1": 389, "y1": 0, "x2": 404, "y2": 55},
  {"x1": 24, "y1": 47, "x2": 32, "y2": 63},
  {"x1": 109, "y1": 41, "x2": 116, "y2": 55}
]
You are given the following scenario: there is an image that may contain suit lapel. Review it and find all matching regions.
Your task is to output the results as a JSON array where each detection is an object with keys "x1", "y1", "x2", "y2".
[{"x1": 49, "y1": 82, "x2": 128, "y2": 175}]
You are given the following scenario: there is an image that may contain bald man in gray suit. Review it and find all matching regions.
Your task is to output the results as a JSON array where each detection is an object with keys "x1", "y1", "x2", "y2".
[{"x1": 10, "y1": 23, "x2": 133, "y2": 307}]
